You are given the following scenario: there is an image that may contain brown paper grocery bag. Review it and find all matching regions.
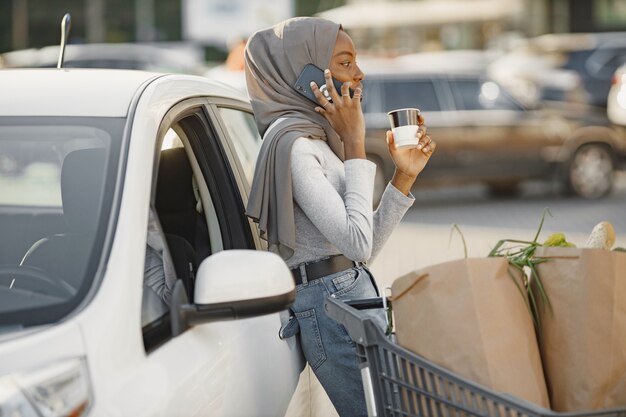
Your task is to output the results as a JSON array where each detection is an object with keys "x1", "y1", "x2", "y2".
[
  {"x1": 391, "y1": 257, "x2": 550, "y2": 408},
  {"x1": 534, "y1": 247, "x2": 626, "y2": 411}
]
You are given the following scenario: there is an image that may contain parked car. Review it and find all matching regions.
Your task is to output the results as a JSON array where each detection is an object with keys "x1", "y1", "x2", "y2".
[
  {"x1": 489, "y1": 33, "x2": 626, "y2": 108},
  {"x1": 360, "y1": 65, "x2": 626, "y2": 200},
  {"x1": 608, "y1": 63, "x2": 626, "y2": 126},
  {"x1": 0, "y1": 42, "x2": 206, "y2": 74},
  {"x1": 0, "y1": 68, "x2": 303, "y2": 416}
]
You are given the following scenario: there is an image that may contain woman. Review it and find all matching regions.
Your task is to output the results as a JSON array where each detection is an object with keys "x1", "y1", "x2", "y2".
[{"x1": 245, "y1": 17, "x2": 435, "y2": 416}]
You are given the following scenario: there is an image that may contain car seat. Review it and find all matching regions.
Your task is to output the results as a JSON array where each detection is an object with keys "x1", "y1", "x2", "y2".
[
  {"x1": 164, "y1": 234, "x2": 196, "y2": 300},
  {"x1": 20, "y1": 148, "x2": 106, "y2": 291},
  {"x1": 155, "y1": 147, "x2": 211, "y2": 265}
]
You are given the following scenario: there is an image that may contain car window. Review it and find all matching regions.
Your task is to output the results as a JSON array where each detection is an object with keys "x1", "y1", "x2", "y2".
[
  {"x1": 450, "y1": 79, "x2": 523, "y2": 111},
  {"x1": 0, "y1": 139, "x2": 62, "y2": 207},
  {"x1": 217, "y1": 107, "x2": 261, "y2": 185},
  {"x1": 380, "y1": 79, "x2": 441, "y2": 112},
  {"x1": 0, "y1": 117, "x2": 124, "y2": 327}
]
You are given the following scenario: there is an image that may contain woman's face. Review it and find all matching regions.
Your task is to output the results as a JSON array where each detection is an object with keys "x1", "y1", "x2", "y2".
[{"x1": 329, "y1": 30, "x2": 365, "y2": 90}]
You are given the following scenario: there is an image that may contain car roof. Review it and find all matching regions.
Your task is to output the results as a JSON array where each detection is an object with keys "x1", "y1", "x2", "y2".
[
  {"x1": 362, "y1": 66, "x2": 486, "y2": 78},
  {"x1": 0, "y1": 69, "x2": 247, "y2": 117},
  {"x1": 358, "y1": 51, "x2": 492, "y2": 77},
  {"x1": 521, "y1": 32, "x2": 626, "y2": 53}
]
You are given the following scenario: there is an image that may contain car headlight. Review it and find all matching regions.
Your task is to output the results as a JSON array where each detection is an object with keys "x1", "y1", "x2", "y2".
[{"x1": 0, "y1": 358, "x2": 92, "y2": 417}]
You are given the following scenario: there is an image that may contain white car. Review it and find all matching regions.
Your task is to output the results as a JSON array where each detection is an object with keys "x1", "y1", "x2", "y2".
[
  {"x1": 0, "y1": 69, "x2": 304, "y2": 416},
  {"x1": 608, "y1": 63, "x2": 626, "y2": 125}
]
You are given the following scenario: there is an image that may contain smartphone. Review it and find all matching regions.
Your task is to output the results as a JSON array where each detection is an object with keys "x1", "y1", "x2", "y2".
[{"x1": 294, "y1": 63, "x2": 354, "y2": 105}]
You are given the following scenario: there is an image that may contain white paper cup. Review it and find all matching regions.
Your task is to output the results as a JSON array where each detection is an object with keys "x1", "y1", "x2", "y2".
[{"x1": 388, "y1": 108, "x2": 421, "y2": 149}]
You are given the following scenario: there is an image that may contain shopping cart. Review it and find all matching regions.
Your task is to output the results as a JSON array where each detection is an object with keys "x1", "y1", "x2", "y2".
[{"x1": 325, "y1": 296, "x2": 626, "y2": 417}]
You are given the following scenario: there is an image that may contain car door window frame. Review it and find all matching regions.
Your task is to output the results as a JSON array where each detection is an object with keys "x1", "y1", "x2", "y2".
[
  {"x1": 206, "y1": 98, "x2": 257, "y2": 196},
  {"x1": 407, "y1": 75, "x2": 457, "y2": 126},
  {"x1": 204, "y1": 98, "x2": 265, "y2": 251}
]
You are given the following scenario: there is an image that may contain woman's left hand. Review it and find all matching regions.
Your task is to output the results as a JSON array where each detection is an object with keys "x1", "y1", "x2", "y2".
[{"x1": 387, "y1": 114, "x2": 436, "y2": 180}]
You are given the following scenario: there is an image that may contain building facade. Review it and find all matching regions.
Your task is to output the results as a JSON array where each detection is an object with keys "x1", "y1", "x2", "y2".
[{"x1": 317, "y1": 0, "x2": 626, "y2": 55}]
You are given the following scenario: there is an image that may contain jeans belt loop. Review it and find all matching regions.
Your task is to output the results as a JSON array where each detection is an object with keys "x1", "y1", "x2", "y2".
[{"x1": 299, "y1": 263, "x2": 308, "y2": 285}]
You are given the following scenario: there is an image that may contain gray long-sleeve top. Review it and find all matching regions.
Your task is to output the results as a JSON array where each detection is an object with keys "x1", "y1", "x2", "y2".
[{"x1": 286, "y1": 137, "x2": 414, "y2": 269}]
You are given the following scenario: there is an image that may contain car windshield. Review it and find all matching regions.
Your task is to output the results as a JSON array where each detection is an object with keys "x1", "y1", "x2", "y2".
[{"x1": 0, "y1": 116, "x2": 124, "y2": 328}]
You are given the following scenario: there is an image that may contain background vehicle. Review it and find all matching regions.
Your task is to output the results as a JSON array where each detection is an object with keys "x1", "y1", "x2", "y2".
[
  {"x1": 489, "y1": 33, "x2": 626, "y2": 108},
  {"x1": 360, "y1": 63, "x2": 626, "y2": 201},
  {"x1": 0, "y1": 69, "x2": 302, "y2": 416},
  {"x1": 0, "y1": 42, "x2": 206, "y2": 74}
]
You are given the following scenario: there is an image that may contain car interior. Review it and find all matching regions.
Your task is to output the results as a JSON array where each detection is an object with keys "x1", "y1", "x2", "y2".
[
  {"x1": 150, "y1": 127, "x2": 223, "y2": 304},
  {"x1": 154, "y1": 146, "x2": 206, "y2": 299}
]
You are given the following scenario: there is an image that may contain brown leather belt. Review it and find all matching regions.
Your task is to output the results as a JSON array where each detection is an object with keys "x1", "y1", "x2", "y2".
[{"x1": 290, "y1": 255, "x2": 357, "y2": 286}]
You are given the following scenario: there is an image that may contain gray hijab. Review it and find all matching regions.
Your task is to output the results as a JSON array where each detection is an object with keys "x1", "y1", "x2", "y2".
[{"x1": 245, "y1": 17, "x2": 344, "y2": 260}]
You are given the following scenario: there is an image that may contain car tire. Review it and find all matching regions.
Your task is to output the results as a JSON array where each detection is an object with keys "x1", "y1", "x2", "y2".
[{"x1": 565, "y1": 144, "x2": 614, "y2": 199}]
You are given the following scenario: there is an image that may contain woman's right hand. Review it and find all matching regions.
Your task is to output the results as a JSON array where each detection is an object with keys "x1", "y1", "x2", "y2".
[{"x1": 311, "y1": 69, "x2": 366, "y2": 159}]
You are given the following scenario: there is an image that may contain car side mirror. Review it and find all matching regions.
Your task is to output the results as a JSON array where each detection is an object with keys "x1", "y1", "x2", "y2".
[{"x1": 171, "y1": 250, "x2": 295, "y2": 336}]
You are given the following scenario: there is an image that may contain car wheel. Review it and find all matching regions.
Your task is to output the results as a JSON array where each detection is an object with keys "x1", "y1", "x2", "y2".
[{"x1": 566, "y1": 144, "x2": 614, "y2": 199}]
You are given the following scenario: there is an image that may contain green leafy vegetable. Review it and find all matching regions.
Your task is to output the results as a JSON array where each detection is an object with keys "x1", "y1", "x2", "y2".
[{"x1": 489, "y1": 208, "x2": 554, "y2": 334}]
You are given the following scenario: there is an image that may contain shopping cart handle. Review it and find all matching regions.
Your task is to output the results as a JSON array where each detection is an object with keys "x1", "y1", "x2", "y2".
[
  {"x1": 345, "y1": 297, "x2": 384, "y2": 310},
  {"x1": 325, "y1": 297, "x2": 383, "y2": 347}
]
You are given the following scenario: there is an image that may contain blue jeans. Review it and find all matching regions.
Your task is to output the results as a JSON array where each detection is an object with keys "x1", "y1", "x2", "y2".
[{"x1": 280, "y1": 264, "x2": 386, "y2": 417}]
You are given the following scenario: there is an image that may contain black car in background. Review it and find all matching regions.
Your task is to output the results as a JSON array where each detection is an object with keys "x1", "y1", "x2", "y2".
[{"x1": 361, "y1": 66, "x2": 626, "y2": 201}]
